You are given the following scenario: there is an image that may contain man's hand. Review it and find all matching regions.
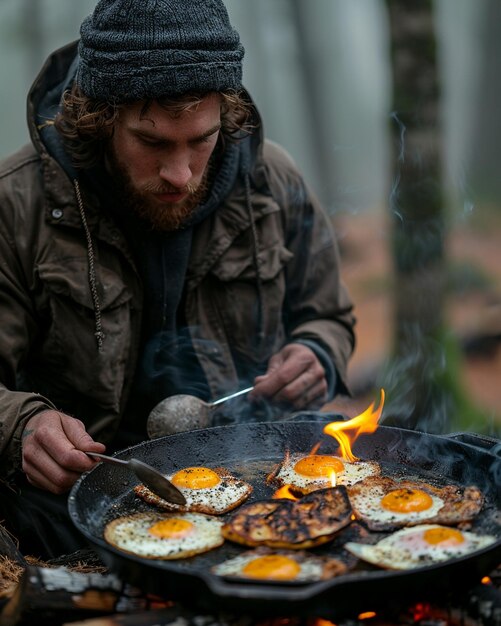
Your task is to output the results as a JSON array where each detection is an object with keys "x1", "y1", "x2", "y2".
[
  {"x1": 22, "y1": 410, "x2": 106, "y2": 494},
  {"x1": 249, "y1": 343, "x2": 328, "y2": 410}
]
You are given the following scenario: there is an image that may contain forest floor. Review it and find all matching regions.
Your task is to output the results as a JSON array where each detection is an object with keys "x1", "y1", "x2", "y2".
[{"x1": 323, "y1": 208, "x2": 501, "y2": 436}]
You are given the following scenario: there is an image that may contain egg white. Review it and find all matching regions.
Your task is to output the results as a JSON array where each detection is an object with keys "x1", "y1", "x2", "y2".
[
  {"x1": 165, "y1": 468, "x2": 253, "y2": 515},
  {"x1": 134, "y1": 467, "x2": 253, "y2": 515},
  {"x1": 274, "y1": 453, "x2": 380, "y2": 492},
  {"x1": 345, "y1": 524, "x2": 497, "y2": 570},
  {"x1": 104, "y1": 511, "x2": 224, "y2": 559},
  {"x1": 212, "y1": 549, "x2": 344, "y2": 581},
  {"x1": 349, "y1": 483, "x2": 444, "y2": 526}
]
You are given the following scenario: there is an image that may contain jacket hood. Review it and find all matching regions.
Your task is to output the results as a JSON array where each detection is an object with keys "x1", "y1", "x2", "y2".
[{"x1": 27, "y1": 41, "x2": 80, "y2": 180}]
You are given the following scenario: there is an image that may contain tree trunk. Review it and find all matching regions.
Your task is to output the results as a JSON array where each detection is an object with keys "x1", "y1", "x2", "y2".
[
  {"x1": 467, "y1": 0, "x2": 501, "y2": 205},
  {"x1": 288, "y1": 0, "x2": 336, "y2": 206},
  {"x1": 384, "y1": 0, "x2": 450, "y2": 432}
]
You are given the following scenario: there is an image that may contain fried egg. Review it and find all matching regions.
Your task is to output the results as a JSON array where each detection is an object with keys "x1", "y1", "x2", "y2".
[
  {"x1": 267, "y1": 452, "x2": 380, "y2": 494},
  {"x1": 345, "y1": 524, "x2": 497, "y2": 570},
  {"x1": 347, "y1": 476, "x2": 485, "y2": 531},
  {"x1": 222, "y1": 486, "x2": 353, "y2": 549},
  {"x1": 134, "y1": 466, "x2": 253, "y2": 515},
  {"x1": 211, "y1": 547, "x2": 347, "y2": 582},
  {"x1": 104, "y1": 511, "x2": 224, "y2": 560}
]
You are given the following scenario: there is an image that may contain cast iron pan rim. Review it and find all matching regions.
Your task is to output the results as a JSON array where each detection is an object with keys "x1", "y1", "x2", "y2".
[
  {"x1": 106, "y1": 420, "x2": 501, "y2": 457},
  {"x1": 75, "y1": 421, "x2": 501, "y2": 465}
]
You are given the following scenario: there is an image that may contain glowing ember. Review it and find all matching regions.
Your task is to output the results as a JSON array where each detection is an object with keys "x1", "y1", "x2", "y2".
[
  {"x1": 272, "y1": 485, "x2": 299, "y2": 500},
  {"x1": 481, "y1": 576, "x2": 492, "y2": 585},
  {"x1": 323, "y1": 389, "x2": 385, "y2": 462},
  {"x1": 358, "y1": 611, "x2": 376, "y2": 620},
  {"x1": 412, "y1": 602, "x2": 432, "y2": 622}
]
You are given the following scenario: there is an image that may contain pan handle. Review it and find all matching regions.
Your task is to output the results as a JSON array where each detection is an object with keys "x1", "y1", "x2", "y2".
[
  {"x1": 446, "y1": 432, "x2": 501, "y2": 457},
  {"x1": 204, "y1": 573, "x2": 331, "y2": 601}
]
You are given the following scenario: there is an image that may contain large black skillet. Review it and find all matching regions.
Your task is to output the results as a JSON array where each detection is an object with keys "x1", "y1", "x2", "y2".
[{"x1": 68, "y1": 418, "x2": 501, "y2": 620}]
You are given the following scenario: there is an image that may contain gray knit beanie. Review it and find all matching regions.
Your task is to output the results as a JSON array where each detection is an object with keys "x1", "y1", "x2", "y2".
[{"x1": 76, "y1": 0, "x2": 244, "y2": 102}]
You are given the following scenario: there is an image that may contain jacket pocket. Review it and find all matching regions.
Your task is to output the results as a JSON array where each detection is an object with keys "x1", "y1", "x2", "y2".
[
  {"x1": 207, "y1": 242, "x2": 294, "y2": 366},
  {"x1": 210, "y1": 241, "x2": 293, "y2": 282},
  {"x1": 37, "y1": 260, "x2": 131, "y2": 310},
  {"x1": 33, "y1": 259, "x2": 133, "y2": 410}
]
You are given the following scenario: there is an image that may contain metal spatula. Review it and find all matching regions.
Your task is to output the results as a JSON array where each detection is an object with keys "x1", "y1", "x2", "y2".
[{"x1": 85, "y1": 451, "x2": 186, "y2": 505}]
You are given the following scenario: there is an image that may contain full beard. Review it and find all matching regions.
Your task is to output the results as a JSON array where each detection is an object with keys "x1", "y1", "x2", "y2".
[{"x1": 106, "y1": 149, "x2": 211, "y2": 232}]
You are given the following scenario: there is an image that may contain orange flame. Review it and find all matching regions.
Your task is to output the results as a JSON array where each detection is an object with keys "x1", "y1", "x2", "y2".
[
  {"x1": 323, "y1": 389, "x2": 385, "y2": 461},
  {"x1": 481, "y1": 576, "x2": 492, "y2": 585},
  {"x1": 272, "y1": 485, "x2": 299, "y2": 500},
  {"x1": 358, "y1": 611, "x2": 376, "y2": 620},
  {"x1": 327, "y1": 468, "x2": 337, "y2": 487}
]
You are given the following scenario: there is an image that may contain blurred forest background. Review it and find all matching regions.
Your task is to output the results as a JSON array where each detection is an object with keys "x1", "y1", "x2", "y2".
[{"x1": 1, "y1": 0, "x2": 500, "y2": 436}]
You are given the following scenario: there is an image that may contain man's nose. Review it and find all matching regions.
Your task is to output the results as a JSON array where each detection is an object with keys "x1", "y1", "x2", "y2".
[{"x1": 158, "y1": 155, "x2": 192, "y2": 189}]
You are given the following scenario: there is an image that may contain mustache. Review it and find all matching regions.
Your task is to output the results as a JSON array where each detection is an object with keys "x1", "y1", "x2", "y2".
[{"x1": 143, "y1": 181, "x2": 199, "y2": 195}]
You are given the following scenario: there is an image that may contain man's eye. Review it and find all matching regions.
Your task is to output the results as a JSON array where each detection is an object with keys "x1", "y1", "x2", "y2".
[
  {"x1": 194, "y1": 133, "x2": 218, "y2": 146},
  {"x1": 139, "y1": 136, "x2": 163, "y2": 146}
]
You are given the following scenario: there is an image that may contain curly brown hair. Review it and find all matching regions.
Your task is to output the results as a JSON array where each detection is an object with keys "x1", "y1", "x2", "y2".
[{"x1": 55, "y1": 84, "x2": 255, "y2": 169}]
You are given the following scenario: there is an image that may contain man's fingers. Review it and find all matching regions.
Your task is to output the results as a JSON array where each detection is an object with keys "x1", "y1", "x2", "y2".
[
  {"x1": 292, "y1": 379, "x2": 328, "y2": 409},
  {"x1": 25, "y1": 466, "x2": 82, "y2": 494},
  {"x1": 23, "y1": 447, "x2": 82, "y2": 494},
  {"x1": 272, "y1": 373, "x2": 328, "y2": 407},
  {"x1": 30, "y1": 416, "x2": 95, "y2": 473},
  {"x1": 252, "y1": 356, "x2": 308, "y2": 398},
  {"x1": 251, "y1": 343, "x2": 328, "y2": 409},
  {"x1": 22, "y1": 410, "x2": 105, "y2": 492},
  {"x1": 63, "y1": 419, "x2": 106, "y2": 460}
]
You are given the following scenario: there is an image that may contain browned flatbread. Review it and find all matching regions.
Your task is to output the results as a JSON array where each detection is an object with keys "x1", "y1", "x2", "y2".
[
  {"x1": 134, "y1": 466, "x2": 252, "y2": 515},
  {"x1": 347, "y1": 475, "x2": 484, "y2": 531},
  {"x1": 222, "y1": 486, "x2": 353, "y2": 549}
]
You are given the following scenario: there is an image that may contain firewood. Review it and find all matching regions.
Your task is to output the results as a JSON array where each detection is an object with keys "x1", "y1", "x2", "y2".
[{"x1": 0, "y1": 564, "x2": 168, "y2": 626}]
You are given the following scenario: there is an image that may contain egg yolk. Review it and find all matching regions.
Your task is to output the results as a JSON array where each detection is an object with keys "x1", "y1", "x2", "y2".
[
  {"x1": 380, "y1": 488, "x2": 433, "y2": 513},
  {"x1": 294, "y1": 455, "x2": 344, "y2": 477},
  {"x1": 148, "y1": 518, "x2": 194, "y2": 539},
  {"x1": 242, "y1": 555, "x2": 301, "y2": 580},
  {"x1": 423, "y1": 527, "x2": 465, "y2": 546},
  {"x1": 171, "y1": 467, "x2": 220, "y2": 489}
]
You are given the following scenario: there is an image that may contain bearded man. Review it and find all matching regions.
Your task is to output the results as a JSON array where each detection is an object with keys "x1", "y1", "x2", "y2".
[{"x1": 0, "y1": 0, "x2": 355, "y2": 558}]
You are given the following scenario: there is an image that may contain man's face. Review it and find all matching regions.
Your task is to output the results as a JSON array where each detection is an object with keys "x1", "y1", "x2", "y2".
[{"x1": 106, "y1": 94, "x2": 222, "y2": 230}]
